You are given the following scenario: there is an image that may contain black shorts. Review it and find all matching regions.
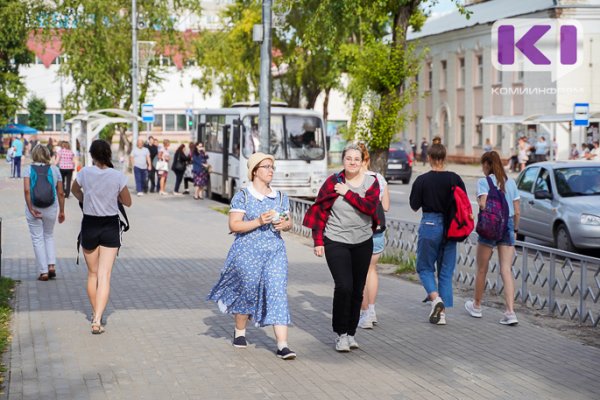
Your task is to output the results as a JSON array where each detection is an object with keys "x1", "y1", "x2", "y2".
[{"x1": 81, "y1": 214, "x2": 121, "y2": 250}]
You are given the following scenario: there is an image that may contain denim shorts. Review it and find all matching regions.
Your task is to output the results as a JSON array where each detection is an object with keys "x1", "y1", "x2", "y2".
[
  {"x1": 372, "y1": 232, "x2": 385, "y2": 254},
  {"x1": 478, "y1": 217, "x2": 515, "y2": 247}
]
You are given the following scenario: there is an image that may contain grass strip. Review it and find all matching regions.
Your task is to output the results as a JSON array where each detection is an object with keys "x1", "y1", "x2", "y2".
[{"x1": 0, "y1": 276, "x2": 16, "y2": 389}]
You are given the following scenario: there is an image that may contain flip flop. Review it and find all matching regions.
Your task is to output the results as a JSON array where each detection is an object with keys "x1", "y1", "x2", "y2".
[{"x1": 38, "y1": 273, "x2": 49, "y2": 281}]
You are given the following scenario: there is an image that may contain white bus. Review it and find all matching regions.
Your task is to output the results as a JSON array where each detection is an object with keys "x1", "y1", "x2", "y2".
[{"x1": 194, "y1": 105, "x2": 328, "y2": 200}]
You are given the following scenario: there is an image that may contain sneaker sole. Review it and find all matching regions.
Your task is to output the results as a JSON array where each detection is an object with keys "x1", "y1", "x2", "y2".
[
  {"x1": 232, "y1": 344, "x2": 247, "y2": 348},
  {"x1": 335, "y1": 348, "x2": 350, "y2": 353},
  {"x1": 349, "y1": 345, "x2": 359, "y2": 350},
  {"x1": 277, "y1": 353, "x2": 297, "y2": 360},
  {"x1": 465, "y1": 303, "x2": 482, "y2": 318},
  {"x1": 358, "y1": 324, "x2": 373, "y2": 329},
  {"x1": 429, "y1": 302, "x2": 445, "y2": 324},
  {"x1": 499, "y1": 320, "x2": 519, "y2": 326}
]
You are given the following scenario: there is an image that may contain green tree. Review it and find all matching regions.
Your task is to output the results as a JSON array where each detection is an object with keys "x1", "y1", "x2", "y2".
[
  {"x1": 0, "y1": 0, "x2": 36, "y2": 125},
  {"x1": 39, "y1": 0, "x2": 201, "y2": 149},
  {"x1": 27, "y1": 95, "x2": 46, "y2": 131}
]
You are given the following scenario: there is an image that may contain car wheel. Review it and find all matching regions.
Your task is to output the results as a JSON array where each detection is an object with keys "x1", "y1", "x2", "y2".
[{"x1": 554, "y1": 224, "x2": 575, "y2": 253}]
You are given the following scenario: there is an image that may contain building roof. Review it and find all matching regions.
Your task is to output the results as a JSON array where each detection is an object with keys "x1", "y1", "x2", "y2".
[{"x1": 408, "y1": 0, "x2": 556, "y2": 40}]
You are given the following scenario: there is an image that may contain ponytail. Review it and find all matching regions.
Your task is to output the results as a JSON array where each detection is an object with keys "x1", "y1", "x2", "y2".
[{"x1": 481, "y1": 151, "x2": 507, "y2": 192}]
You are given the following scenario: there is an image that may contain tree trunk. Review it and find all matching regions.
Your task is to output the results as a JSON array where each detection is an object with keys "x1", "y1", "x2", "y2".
[
  {"x1": 322, "y1": 88, "x2": 330, "y2": 125},
  {"x1": 369, "y1": 147, "x2": 388, "y2": 176}
]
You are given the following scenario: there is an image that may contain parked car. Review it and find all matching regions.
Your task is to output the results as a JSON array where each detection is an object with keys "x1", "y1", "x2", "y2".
[
  {"x1": 515, "y1": 161, "x2": 600, "y2": 252},
  {"x1": 385, "y1": 142, "x2": 413, "y2": 184}
]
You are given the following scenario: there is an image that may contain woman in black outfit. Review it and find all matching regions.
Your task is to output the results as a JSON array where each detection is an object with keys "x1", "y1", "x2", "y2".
[{"x1": 171, "y1": 144, "x2": 189, "y2": 195}]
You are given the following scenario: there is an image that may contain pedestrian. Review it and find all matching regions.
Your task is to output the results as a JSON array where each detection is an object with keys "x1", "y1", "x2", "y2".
[
  {"x1": 46, "y1": 138, "x2": 55, "y2": 160},
  {"x1": 581, "y1": 142, "x2": 591, "y2": 160},
  {"x1": 432, "y1": 135, "x2": 442, "y2": 145},
  {"x1": 23, "y1": 144, "x2": 65, "y2": 281},
  {"x1": 130, "y1": 138, "x2": 151, "y2": 197},
  {"x1": 356, "y1": 143, "x2": 390, "y2": 330},
  {"x1": 56, "y1": 141, "x2": 75, "y2": 198},
  {"x1": 303, "y1": 142, "x2": 380, "y2": 352},
  {"x1": 208, "y1": 152, "x2": 296, "y2": 360},
  {"x1": 145, "y1": 137, "x2": 158, "y2": 193},
  {"x1": 483, "y1": 138, "x2": 493, "y2": 153},
  {"x1": 409, "y1": 143, "x2": 467, "y2": 325},
  {"x1": 534, "y1": 136, "x2": 548, "y2": 162},
  {"x1": 71, "y1": 139, "x2": 132, "y2": 334},
  {"x1": 590, "y1": 141, "x2": 599, "y2": 160},
  {"x1": 518, "y1": 137, "x2": 529, "y2": 170},
  {"x1": 420, "y1": 138, "x2": 429, "y2": 166},
  {"x1": 409, "y1": 139, "x2": 417, "y2": 158},
  {"x1": 569, "y1": 143, "x2": 579, "y2": 160},
  {"x1": 11, "y1": 134, "x2": 24, "y2": 178},
  {"x1": 182, "y1": 142, "x2": 195, "y2": 194},
  {"x1": 157, "y1": 139, "x2": 171, "y2": 196},
  {"x1": 465, "y1": 151, "x2": 520, "y2": 326},
  {"x1": 192, "y1": 142, "x2": 209, "y2": 200},
  {"x1": 171, "y1": 144, "x2": 189, "y2": 195}
]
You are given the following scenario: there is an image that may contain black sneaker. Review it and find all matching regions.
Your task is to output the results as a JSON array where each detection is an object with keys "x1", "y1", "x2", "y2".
[
  {"x1": 276, "y1": 347, "x2": 296, "y2": 360},
  {"x1": 233, "y1": 335, "x2": 247, "y2": 348}
]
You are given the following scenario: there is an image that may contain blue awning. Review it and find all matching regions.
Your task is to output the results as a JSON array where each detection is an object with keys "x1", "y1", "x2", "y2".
[{"x1": 0, "y1": 124, "x2": 38, "y2": 134}]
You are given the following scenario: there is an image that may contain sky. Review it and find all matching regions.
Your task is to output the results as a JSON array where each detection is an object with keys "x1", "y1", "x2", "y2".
[{"x1": 428, "y1": 0, "x2": 462, "y2": 18}]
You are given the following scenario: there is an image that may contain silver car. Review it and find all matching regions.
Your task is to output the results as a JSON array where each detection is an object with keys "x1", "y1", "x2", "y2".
[{"x1": 515, "y1": 161, "x2": 600, "y2": 252}]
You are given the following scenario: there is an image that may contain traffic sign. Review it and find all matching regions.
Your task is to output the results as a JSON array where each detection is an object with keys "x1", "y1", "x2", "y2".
[
  {"x1": 142, "y1": 103, "x2": 154, "y2": 123},
  {"x1": 573, "y1": 102, "x2": 589, "y2": 127},
  {"x1": 186, "y1": 108, "x2": 193, "y2": 117}
]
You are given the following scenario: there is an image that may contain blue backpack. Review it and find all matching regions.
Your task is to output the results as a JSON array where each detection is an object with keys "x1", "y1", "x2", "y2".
[
  {"x1": 475, "y1": 176, "x2": 509, "y2": 241},
  {"x1": 30, "y1": 165, "x2": 56, "y2": 208}
]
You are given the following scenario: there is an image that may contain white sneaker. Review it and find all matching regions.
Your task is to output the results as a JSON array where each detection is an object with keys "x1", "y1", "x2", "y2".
[
  {"x1": 347, "y1": 335, "x2": 359, "y2": 349},
  {"x1": 429, "y1": 297, "x2": 445, "y2": 324},
  {"x1": 370, "y1": 309, "x2": 378, "y2": 325},
  {"x1": 464, "y1": 299, "x2": 483, "y2": 318},
  {"x1": 137, "y1": 192, "x2": 144, "y2": 197},
  {"x1": 173, "y1": 192, "x2": 183, "y2": 196},
  {"x1": 499, "y1": 311, "x2": 518, "y2": 326},
  {"x1": 335, "y1": 334, "x2": 350, "y2": 352},
  {"x1": 437, "y1": 312, "x2": 446, "y2": 325},
  {"x1": 358, "y1": 311, "x2": 373, "y2": 329}
]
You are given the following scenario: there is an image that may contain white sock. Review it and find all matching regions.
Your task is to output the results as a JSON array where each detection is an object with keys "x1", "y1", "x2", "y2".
[
  {"x1": 277, "y1": 341, "x2": 288, "y2": 351},
  {"x1": 234, "y1": 328, "x2": 246, "y2": 338},
  {"x1": 368, "y1": 304, "x2": 375, "y2": 313}
]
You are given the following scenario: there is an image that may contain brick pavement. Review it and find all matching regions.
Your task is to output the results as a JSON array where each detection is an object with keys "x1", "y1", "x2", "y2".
[{"x1": 1, "y1": 161, "x2": 599, "y2": 400}]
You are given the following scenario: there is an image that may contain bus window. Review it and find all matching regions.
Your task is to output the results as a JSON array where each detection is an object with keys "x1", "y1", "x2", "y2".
[
  {"x1": 286, "y1": 116, "x2": 325, "y2": 160},
  {"x1": 270, "y1": 115, "x2": 285, "y2": 159},
  {"x1": 205, "y1": 115, "x2": 225, "y2": 152}
]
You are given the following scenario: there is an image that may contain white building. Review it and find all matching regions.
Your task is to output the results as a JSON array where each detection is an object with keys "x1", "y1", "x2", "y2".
[{"x1": 404, "y1": 0, "x2": 600, "y2": 161}]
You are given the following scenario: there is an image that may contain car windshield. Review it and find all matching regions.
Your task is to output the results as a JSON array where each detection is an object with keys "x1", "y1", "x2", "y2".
[
  {"x1": 242, "y1": 115, "x2": 325, "y2": 160},
  {"x1": 554, "y1": 167, "x2": 600, "y2": 197},
  {"x1": 388, "y1": 148, "x2": 407, "y2": 159}
]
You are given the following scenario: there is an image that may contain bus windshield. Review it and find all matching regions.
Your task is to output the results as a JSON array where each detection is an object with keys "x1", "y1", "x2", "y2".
[{"x1": 242, "y1": 114, "x2": 325, "y2": 160}]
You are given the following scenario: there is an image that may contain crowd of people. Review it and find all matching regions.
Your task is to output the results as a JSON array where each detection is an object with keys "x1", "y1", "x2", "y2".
[{"x1": 17, "y1": 135, "x2": 525, "y2": 360}]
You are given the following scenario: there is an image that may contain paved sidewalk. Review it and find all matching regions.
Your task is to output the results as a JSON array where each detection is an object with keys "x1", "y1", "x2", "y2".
[{"x1": 1, "y1": 162, "x2": 599, "y2": 399}]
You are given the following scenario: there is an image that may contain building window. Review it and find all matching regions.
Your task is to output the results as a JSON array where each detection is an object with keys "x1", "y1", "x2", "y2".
[
  {"x1": 496, "y1": 125, "x2": 502, "y2": 147},
  {"x1": 459, "y1": 116, "x2": 465, "y2": 145},
  {"x1": 153, "y1": 114, "x2": 163, "y2": 130},
  {"x1": 458, "y1": 57, "x2": 465, "y2": 88},
  {"x1": 165, "y1": 114, "x2": 175, "y2": 131},
  {"x1": 427, "y1": 116, "x2": 433, "y2": 140},
  {"x1": 476, "y1": 55, "x2": 483, "y2": 86},
  {"x1": 177, "y1": 114, "x2": 186, "y2": 131},
  {"x1": 440, "y1": 60, "x2": 447, "y2": 90},
  {"x1": 475, "y1": 116, "x2": 483, "y2": 146},
  {"x1": 44, "y1": 114, "x2": 54, "y2": 131},
  {"x1": 495, "y1": 68, "x2": 502, "y2": 85},
  {"x1": 159, "y1": 55, "x2": 173, "y2": 67},
  {"x1": 17, "y1": 113, "x2": 29, "y2": 125},
  {"x1": 55, "y1": 114, "x2": 63, "y2": 131},
  {"x1": 427, "y1": 62, "x2": 432, "y2": 90},
  {"x1": 517, "y1": 69, "x2": 524, "y2": 82}
]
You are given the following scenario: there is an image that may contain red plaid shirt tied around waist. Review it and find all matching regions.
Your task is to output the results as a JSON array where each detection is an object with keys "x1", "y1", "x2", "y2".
[{"x1": 302, "y1": 171, "x2": 380, "y2": 246}]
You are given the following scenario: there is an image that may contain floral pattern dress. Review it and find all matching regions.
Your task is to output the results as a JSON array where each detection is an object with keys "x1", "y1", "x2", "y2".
[
  {"x1": 208, "y1": 187, "x2": 291, "y2": 327},
  {"x1": 192, "y1": 151, "x2": 209, "y2": 187}
]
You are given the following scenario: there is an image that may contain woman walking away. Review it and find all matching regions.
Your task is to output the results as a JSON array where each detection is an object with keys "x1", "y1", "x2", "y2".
[
  {"x1": 356, "y1": 143, "x2": 390, "y2": 329},
  {"x1": 24, "y1": 144, "x2": 65, "y2": 281},
  {"x1": 208, "y1": 153, "x2": 296, "y2": 359},
  {"x1": 465, "y1": 151, "x2": 520, "y2": 326},
  {"x1": 157, "y1": 139, "x2": 170, "y2": 196},
  {"x1": 192, "y1": 142, "x2": 209, "y2": 200},
  {"x1": 409, "y1": 143, "x2": 467, "y2": 325},
  {"x1": 71, "y1": 140, "x2": 132, "y2": 334},
  {"x1": 56, "y1": 141, "x2": 75, "y2": 198},
  {"x1": 171, "y1": 144, "x2": 189, "y2": 195},
  {"x1": 303, "y1": 143, "x2": 380, "y2": 352}
]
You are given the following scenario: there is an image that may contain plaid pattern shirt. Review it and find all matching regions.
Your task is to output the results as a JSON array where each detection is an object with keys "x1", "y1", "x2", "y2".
[{"x1": 302, "y1": 171, "x2": 380, "y2": 246}]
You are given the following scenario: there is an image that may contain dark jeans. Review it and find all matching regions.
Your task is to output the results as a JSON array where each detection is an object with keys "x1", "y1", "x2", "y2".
[
  {"x1": 324, "y1": 236, "x2": 373, "y2": 336},
  {"x1": 173, "y1": 170, "x2": 185, "y2": 193},
  {"x1": 133, "y1": 167, "x2": 148, "y2": 193},
  {"x1": 60, "y1": 169, "x2": 73, "y2": 198},
  {"x1": 183, "y1": 177, "x2": 194, "y2": 191},
  {"x1": 12, "y1": 156, "x2": 21, "y2": 178},
  {"x1": 148, "y1": 168, "x2": 157, "y2": 192}
]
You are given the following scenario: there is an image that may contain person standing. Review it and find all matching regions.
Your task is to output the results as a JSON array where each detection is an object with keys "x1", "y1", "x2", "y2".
[
  {"x1": 409, "y1": 143, "x2": 467, "y2": 325},
  {"x1": 171, "y1": 144, "x2": 189, "y2": 195},
  {"x1": 71, "y1": 139, "x2": 132, "y2": 334},
  {"x1": 590, "y1": 141, "x2": 599, "y2": 160},
  {"x1": 483, "y1": 138, "x2": 493, "y2": 153},
  {"x1": 145, "y1": 137, "x2": 159, "y2": 193},
  {"x1": 357, "y1": 144, "x2": 390, "y2": 329},
  {"x1": 409, "y1": 139, "x2": 417, "y2": 159},
  {"x1": 569, "y1": 143, "x2": 579, "y2": 160},
  {"x1": 192, "y1": 142, "x2": 209, "y2": 200},
  {"x1": 183, "y1": 142, "x2": 195, "y2": 194},
  {"x1": 157, "y1": 139, "x2": 171, "y2": 196},
  {"x1": 208, "y1": 152, "x2": 296, "y2": 359},
  {"x1": 465, "y1": 151, "x2": 520, "y2": 326},
  {"x1": 23, "y1": 145, "x2": 65, "y2": 281},
  {"x1": 56, "y1": 141, "x2": 75, "y2": 198},
  {"x1": 420, "y1": 138, "x2": 429, "y2": 166},
  {"x1": 130, "y1": 138, "x2": 151, "y2": 197},
  {"x1": 534, "y1": 136, "x2": 548, "y2": 162},
  {"x1": 46, "y1": 138, "x2": 55, "y2": 160},
  {"x1": 518, "y1": 137, "x2": 529, "y2": 170},
  {"x1": 11, "y1": 134, "x2": 24, "y2": 178},
  {"x1": 303, "y1": 143, "x2": 380, "y2": 352}
]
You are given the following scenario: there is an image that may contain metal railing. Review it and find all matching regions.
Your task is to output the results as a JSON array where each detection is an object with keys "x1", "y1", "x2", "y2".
[{"x1": 289, "y1": 198, "x2": 600, "y2": 327}]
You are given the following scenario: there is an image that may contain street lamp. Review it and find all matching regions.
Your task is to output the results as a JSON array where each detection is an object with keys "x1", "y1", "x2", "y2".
[
  {"x1": 255, "y1": 0, "x2": 272, "y2": 154},
  {"x1": 131, "y1": 0, "x2": 139, "y2": 145}
]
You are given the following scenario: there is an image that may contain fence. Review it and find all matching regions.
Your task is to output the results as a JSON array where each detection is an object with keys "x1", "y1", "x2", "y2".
[{"x1": 289, "y1": 198, "x2": 600, "y2": 327}]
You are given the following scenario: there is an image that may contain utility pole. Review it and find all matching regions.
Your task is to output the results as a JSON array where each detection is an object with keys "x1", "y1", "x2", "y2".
[
  {"x1": 131, "y1": 0, "x2": 139, "y2": 145},
  {"x1": 258, "y1": 0, "x2": 272, "y2": 154}
]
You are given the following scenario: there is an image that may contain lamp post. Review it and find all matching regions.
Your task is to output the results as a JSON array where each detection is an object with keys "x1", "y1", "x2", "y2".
[
  {"x1": 131, "y1": 0, "x2": 139, "y2": 145},
  {"x1": 258, "y1": 0, "x2": 272, "y2": 154}
]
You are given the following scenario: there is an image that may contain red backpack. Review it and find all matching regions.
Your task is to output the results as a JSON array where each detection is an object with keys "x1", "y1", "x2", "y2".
[{"x1": 446, "y1": 185, "x2": 474, "y2": 242}]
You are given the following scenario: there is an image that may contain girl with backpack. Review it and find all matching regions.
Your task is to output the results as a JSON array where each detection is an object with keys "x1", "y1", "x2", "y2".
[
  {"x1": 71, "y1": 140, "x2": 132, "y2": 334},
  {"x1": 23, "y1": 144, "x2": 66, "y2": 281},
  {"x1": 465, "y1": 151, "x2": 520, "y2": 325},
  {"x1": 409, "y1": 143, "x2": 467, "y2": 325}
]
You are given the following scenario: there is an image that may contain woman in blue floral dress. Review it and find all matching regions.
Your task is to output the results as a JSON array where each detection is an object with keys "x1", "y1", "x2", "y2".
[
  {"x1": 208, "y1": 152, "x2": 296, "y2": 360},
  {"x1": 192, "y1": 142, "x2": 209, "y2": 199}
]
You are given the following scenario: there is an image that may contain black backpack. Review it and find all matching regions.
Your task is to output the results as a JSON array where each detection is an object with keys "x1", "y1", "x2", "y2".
[{"x1": 30, "y1": 165, "x2": 56, "y2": 208}]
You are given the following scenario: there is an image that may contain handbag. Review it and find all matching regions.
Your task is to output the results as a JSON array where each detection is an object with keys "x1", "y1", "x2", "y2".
[
  {"x1": 156, "y1": 159, "x2": 168, "y2": 172},
  {"x1": 184, "y1": 164, "x2": 193, "y2": 179}
]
